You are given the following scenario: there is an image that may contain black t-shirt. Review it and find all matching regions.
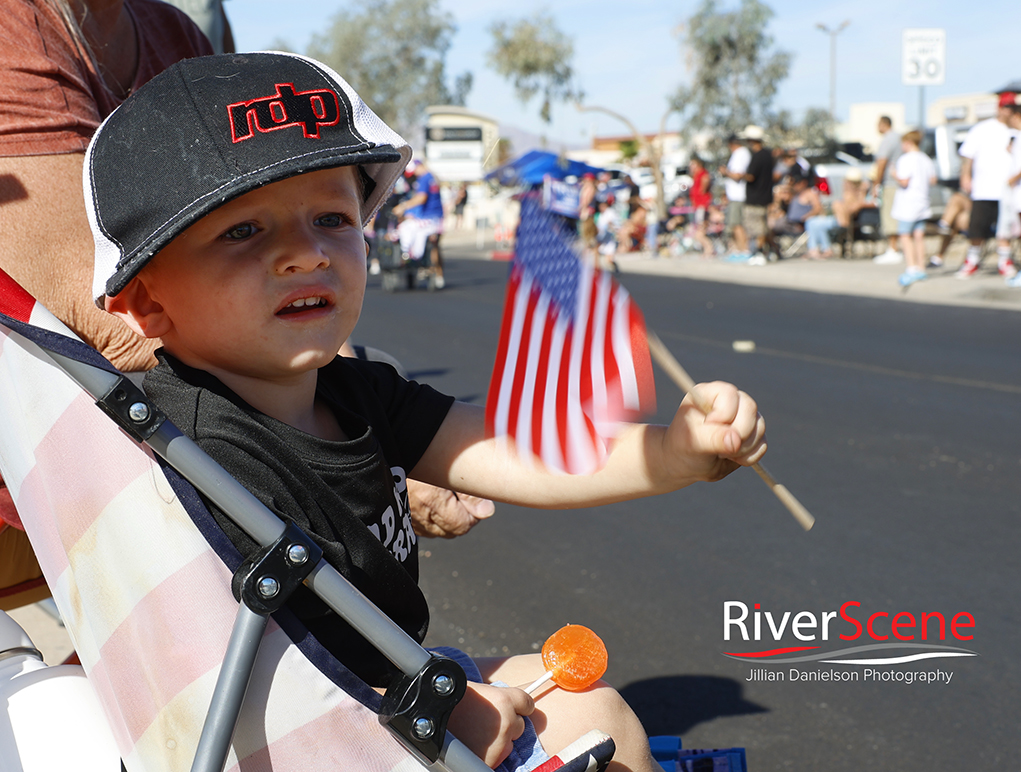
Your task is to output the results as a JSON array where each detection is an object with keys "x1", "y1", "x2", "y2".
[
  {"x1": 745, "y1": 147, "x2": 775, "y2": 206},
  {"x1": 144, "y1": 351, "x2": 455, "y2": 686}
]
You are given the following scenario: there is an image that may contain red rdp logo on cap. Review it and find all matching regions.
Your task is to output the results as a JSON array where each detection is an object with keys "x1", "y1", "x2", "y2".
[{"x1": 228, "y1": 83, "x2": 341, "y2": 143}]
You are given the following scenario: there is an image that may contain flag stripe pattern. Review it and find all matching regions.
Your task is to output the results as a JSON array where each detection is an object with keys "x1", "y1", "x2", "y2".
[{"x1": 486, "y1": 197, "x2": 656, "y2": 475}]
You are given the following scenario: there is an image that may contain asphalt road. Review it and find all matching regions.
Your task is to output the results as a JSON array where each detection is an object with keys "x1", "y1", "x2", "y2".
[{"x1": 358, "y1": 253, "x2": 1020, "y2": 771}]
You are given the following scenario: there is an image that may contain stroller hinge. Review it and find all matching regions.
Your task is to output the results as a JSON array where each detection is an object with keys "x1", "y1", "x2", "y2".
[
  {"x1": 95, "y1": 376, "x2": 165, "y2": 441},
  {"x1": 232, "y1": 522, "x2": 323, "y2": 615},
  {"x1": 379, "y1": 654, "x2": 468, "y2": 764}
]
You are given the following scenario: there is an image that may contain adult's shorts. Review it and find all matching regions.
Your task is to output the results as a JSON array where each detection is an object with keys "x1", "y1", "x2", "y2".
[
  {"x1": 880, "y1": 182, "x2": 899, "y2": 236},
  {"x1": 726, "y1": 201, "x2": 745, "y2": 229},
  {"x1": 743, "y1": 205, "x2": 768, "y2": 239},
  {"x1": 967, "y1": 200, "x2": 999, "y2": 241},
  {"x1": 995, "y1": 198, "x2": 1020, "y2": 240}
]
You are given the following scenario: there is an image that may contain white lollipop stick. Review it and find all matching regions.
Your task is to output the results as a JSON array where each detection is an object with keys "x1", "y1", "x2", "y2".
[{"x1": 523, "y1": 670, "x2": 554, "y2": 695}]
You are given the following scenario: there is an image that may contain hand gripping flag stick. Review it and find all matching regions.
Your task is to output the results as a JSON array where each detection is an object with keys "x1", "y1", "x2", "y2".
[{"x1": 647, "y1": 331, "x2": 815, "y2": 532}]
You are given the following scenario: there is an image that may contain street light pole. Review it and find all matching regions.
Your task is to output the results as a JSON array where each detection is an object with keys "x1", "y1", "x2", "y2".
[{"x1": 816, "y1": 20, "x2": 851, "y2": 120}]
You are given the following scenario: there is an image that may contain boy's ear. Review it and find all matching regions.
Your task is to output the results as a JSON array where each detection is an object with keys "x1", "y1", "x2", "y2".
[{"x1": 104, "y1": 277, "x2": 173, "y2": 339}]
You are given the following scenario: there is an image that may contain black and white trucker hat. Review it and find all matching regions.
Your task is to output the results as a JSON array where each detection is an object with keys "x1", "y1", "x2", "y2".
[{"x1": 86, "y1": 52, "x2": 412, "y2": 304}]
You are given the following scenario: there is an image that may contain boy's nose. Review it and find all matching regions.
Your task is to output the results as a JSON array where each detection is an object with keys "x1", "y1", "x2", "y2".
[{"x1": 275, "y1": 227, "x2": 331, "y2": 273}]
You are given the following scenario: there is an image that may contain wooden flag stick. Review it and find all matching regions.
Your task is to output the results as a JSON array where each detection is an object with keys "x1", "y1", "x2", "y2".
[{"x1": 646, "y1": 331, "x2": 815, "y2": 531}]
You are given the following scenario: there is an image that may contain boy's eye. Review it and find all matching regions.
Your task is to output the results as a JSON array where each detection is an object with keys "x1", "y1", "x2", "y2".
[
  {"x1": 316, "y1": 213, "x2": 353, "y2": 229},
  {"x1": 223, "y1": 222, "x2": 257, "y2": 240}
]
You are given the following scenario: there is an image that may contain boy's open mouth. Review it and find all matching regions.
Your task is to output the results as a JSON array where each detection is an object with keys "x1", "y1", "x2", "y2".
[{"x1": 276, "y1": 296, "x2": 330, "y2": 316}]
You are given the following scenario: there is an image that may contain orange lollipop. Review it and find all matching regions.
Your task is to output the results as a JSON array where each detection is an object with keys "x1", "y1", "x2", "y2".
[{"x1": 524, "y1": 625, "x2": 608, "y2": 695}]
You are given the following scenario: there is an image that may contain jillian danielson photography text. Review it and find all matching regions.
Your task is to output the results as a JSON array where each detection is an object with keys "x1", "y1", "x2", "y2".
[{"x1": 746, "y1": 668, "x2": 956, "y2": 684}]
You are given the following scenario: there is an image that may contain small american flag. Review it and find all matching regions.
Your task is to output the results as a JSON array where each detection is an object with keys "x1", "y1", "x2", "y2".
[{"x1": 486, "y1": 197, "x2": 656, "y2": 475}]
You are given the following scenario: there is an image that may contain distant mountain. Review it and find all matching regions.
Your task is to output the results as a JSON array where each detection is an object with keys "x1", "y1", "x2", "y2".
[{"x1": 498, "y1": 123, "x2": 586, "y2": 159}]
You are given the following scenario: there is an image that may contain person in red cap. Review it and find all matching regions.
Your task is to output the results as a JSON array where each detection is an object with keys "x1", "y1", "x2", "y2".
[{"x1": 954, "y1": 91, "x2": 1019, "y2": 280}]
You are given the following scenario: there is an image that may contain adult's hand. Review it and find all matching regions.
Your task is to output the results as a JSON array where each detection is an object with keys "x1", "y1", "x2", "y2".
[{"x1": 407, "y1": 479, "x2": 494, "y2": 539}]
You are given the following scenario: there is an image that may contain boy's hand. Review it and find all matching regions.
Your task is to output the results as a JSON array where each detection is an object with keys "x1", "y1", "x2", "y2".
[
  {"x1": 447, "y1": 682, "x2": 534, "y2": 768},
  {"x1": 663, "y1": 381, "x2": 766, "y2": 484}
]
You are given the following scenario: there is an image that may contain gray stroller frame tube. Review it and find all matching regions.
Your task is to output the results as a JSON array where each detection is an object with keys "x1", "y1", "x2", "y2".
[
  {"x1": 37, "y1": 346, "x2": 491, "y2": 772},
  {"x1": 190, "y1": 604, "x2": 269, "y2": 772}
]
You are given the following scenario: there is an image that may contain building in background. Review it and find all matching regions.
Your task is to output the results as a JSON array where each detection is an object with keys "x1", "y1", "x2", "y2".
[
  {"x1": 926, "y1": 92, "x2": 998, "y2": 126},
  {"x1": 423, "y1": 106, "x2": 500, "y2": 183},
  {"x1": 835, "y1": 102, "x2": 907, "y2": 155}
]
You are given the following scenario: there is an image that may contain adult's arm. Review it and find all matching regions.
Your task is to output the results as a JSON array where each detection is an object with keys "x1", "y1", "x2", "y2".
[
  {"x1": 959, "y1": 157, "x2": 973, "y2": 197},
  {"x1": 0, "y1": 153, "x2": 159, "y2": 372},
  {"x1": 872, "y1": 157, "x2": 889, "y2": 195}
]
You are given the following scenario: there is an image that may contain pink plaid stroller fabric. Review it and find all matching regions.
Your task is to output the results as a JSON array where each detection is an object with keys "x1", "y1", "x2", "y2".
[{"x1": 0, "y1": 272, "x2": 425, "y2": 771}]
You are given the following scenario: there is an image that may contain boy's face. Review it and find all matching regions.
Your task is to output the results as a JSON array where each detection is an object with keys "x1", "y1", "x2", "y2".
[{"x1": 134, "y1": 165, "x2": 366, "y2": 382}]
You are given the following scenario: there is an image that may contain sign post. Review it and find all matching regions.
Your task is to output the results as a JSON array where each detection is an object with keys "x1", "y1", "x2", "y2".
[{"x1": 902, "y1": 28, "x2": 946, "y2": 127}]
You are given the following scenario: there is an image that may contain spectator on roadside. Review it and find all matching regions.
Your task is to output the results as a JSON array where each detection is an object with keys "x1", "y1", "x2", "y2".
[
  {"x1": 578, "y1": 172, "x2": 599, "y2": 256},
  {"x1": 787, "y1": 171, "x2": 835, "y2": 259},
  {"x1": 955, "y1": 92, "x2": 1019, "y2": 280},
  {"x1": 891, "y1": 130, "x2": 938, "y2": 287},
  {"x1": 738, "y1": 125, "x2": 777, "y2": 262},
  {"x1": 872, "y1": 116, "x2": 905, "y2": 264},
  {"x1": 452, "y1": 182, "x2": 468, "y2": 230},
  {"x1": 394, "y1": 158, "x2": 446, "y2": 288},
  {"x1": 617, "y1": 203, "x2": 648, "y2": 258},
  {"x1": 773, "y1": 146, "x2": 811, "y2": 182},
  {"x1": 594, "y1": 195, "x2": 620, "y2": 270},
  {"x1": 1003, "y1": 101, "x2": 1021, "y2": 287},
  {"x1": 688, "y1": 156, "x2": 716, "y2": 257},
  {"x1": 622, "y1": 173, "x2": 642, "y2": 218},
  {"x1": 831, "y1": 167, "x2": 875, "y2": 229},
  {"x1": 931, "y1": 191, "x2": 972, "y2": 267},
  {"x1": 719, "y1": 134, "x2": 751, "y2": 259}
]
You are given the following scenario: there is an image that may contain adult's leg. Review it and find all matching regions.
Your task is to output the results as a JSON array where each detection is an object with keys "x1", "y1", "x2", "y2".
[
  {"x1": 880, "y1": 182, "x2": 900, "y2": 255},
  {"x1": 958, "y1": 200, "x2": 998, "y2": 276}
]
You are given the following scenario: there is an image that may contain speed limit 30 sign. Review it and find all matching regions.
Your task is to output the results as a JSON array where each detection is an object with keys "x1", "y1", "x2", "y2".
[{"x1": 902, "y1": 28, "x2": 946, "y2": 86}]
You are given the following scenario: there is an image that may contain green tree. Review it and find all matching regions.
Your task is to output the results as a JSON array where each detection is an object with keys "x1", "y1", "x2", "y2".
[
  {"x1": 486, "y1": 12, "x2": 581, "y2": 124},
  {"x1": 767, "y1": 107, "x2": 836, "y2": 151},
  {"x1": 618, "y1": 139, "x2": 639, "y2": 163},
  {"x1": 672, "y1": 0, "x2": 792, "y2": 153},
  {"x1": 307, "y1": 0, "x2": 471, "y2": 138}
]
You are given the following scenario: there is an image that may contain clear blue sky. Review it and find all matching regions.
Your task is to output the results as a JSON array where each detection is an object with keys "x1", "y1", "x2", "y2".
[{"x1": 228, "y1": 0, "x2": 1016, "y2": 147}]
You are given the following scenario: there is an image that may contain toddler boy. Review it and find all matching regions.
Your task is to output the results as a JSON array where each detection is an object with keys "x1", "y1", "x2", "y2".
[{"x1": 88, "y1": 53, "x2": 766, "y2": 771}]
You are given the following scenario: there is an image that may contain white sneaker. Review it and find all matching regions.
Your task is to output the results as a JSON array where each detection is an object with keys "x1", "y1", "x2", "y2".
[
  {"x1": 873, "y1": 249, "x2": 903, "y2": 265},
  {"x1": 369, "y1": 261, "x2": 381, "y2": 275}
]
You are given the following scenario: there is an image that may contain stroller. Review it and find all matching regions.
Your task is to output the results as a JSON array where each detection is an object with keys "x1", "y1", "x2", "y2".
[{"x1": 0, "y1": 271, "x2": 747, "y2": 772}]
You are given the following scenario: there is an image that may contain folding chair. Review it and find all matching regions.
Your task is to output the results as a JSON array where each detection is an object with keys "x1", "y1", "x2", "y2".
[
  {"x1": 0, "y1": 269, "x2": 616, "y2": 772},
  {"x1": 844, "y1": 207, "x2": 883, "y2": 258}
]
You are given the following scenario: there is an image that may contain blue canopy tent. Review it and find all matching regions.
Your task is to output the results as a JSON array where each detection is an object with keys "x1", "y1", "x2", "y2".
[{"x1": 486, "y1": 150, "x2": 605, "y2": 187}]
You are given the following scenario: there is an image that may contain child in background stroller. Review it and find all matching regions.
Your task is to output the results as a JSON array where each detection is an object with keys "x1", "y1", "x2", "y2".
[{"x1": 366, "y1": 188, "x2": 441, "y2": 292}]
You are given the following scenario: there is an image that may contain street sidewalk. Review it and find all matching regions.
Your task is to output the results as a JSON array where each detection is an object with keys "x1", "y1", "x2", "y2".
[{"x1": 444, "y1": 227, "x2": 1021, "y2": 313}]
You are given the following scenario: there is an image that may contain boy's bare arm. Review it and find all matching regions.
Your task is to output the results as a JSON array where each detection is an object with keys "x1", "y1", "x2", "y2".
[{"x1": 412, "y1": 381, "x2": 766, "y2": 509}]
